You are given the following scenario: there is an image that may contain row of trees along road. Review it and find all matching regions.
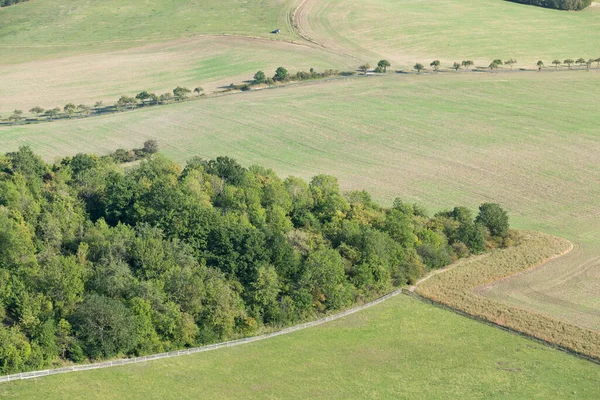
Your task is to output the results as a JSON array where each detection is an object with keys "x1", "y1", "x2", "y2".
[
  {"x1": 0, "y1": 145, "x2": 510, "y2": 374},
  {"x1": 3, "y1": 67, "x2": 349, "y2": 125},
  {"x1": 410, "y1": 57, "x2": 600, "y2": 73}
]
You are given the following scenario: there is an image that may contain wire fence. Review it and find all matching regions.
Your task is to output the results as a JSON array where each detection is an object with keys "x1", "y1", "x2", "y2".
[{"x1": 0, "y1": 289, "x2": 402, "y2": 383}]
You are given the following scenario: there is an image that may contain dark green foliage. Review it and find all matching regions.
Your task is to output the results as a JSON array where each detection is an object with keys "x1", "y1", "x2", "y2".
[
  {"x1": 0, "y1": 146, "x2": 508, "y2": 373},
  {"x1": 273, "y1": 67, "x2": 289, "y2": 82},
  {"x1": 506, "y1": 0, "x2": 591, "y2": 10},
  {"x1": 476, "y1": 203, "x2": 510, "y2": 238}
]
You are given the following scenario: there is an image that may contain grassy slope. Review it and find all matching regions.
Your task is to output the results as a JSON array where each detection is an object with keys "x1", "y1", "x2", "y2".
[
  {"x1": 2, "y1": 295, "x2": 599, "y2": 399},
  {"x1": 2, "y1": 71, "x2": 599, "y2": 329},
  {"x1": 303, "y1": 0, "x2": 600, "y2": 66},
  {"x1": 0, "y1": 0, "x2": 298, "y2": 64}
]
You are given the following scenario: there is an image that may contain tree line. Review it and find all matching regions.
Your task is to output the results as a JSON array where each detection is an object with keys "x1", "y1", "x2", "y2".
[
  {"x1": 507, "y1": 0, "x2": 591, "y2": 11},
  {"x1": 408, "y1": 57, "x2": 600, "y2": 74},
  {"x1": 0, "y1": 145, "x2": 510, "y2": 374}
]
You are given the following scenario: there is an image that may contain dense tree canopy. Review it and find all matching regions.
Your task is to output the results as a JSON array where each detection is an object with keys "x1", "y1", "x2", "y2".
[{"x1": 0, "y1": 146, "x2": 510, "y2": 374}]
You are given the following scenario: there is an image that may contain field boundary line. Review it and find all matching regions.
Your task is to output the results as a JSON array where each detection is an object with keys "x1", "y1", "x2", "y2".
[{"x1": 0, "y1": 289, "x2": 403, "y2": 383}]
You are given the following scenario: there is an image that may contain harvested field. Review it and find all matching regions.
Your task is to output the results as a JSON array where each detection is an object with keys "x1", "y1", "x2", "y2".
[
  {"x1": 416, "y1": 231, "x2": 600, "y2": 360},
  {"x1": 0, "y1": 36, "x2": 353, "y2": 113}
]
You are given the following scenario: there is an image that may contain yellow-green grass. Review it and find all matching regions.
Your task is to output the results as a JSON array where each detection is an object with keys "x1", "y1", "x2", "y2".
[
  {"x1": 297, "y1": 0, "x2": 600, "y2": 66},
  {"x1": 2, "y1": 71, "x2": 600, "y2": 330},
  {"x1": 416, "y1": 231, "x2": 600, "y2": 360},
  {"x1": 2, "y1": 294, "x2": 600, "y2": 399},
  {"x1": 0, "y1": 36, "x2": 353, "y2": 113},
  {"x1": 0, "y1": 0, "x2": 299, "y2": 64}
]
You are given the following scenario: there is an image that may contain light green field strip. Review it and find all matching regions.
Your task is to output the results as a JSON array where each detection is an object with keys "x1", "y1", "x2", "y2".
[
  {"x1": 0, "y1": 0, "x2": 301, "y2": 64},
  {"x1": 2, "y1": 295, "x2": 599, "y2": 399},
  {"x1": 297, "y1": 0, "x2": 600, "y2": 66},
  {"x1": 1, "y1": 71, "x2": 599, "y2": 329}
]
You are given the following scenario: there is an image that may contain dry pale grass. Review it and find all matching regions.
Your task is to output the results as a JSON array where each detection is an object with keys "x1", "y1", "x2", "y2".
[{"x1": 416, "y1": 231, "x2": 600, "y2": 360}]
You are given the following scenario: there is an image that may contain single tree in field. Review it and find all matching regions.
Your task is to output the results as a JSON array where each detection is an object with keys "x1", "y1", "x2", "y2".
[
  {"x1": 564, "y1": 59, "x2": 574, "y2": 69},
  {"x1": 452, "y1": 62, "x2": 461, "y2": 71},
  {"x1": 536, "y1": 60, "x2": 544, "y2": 71},
  {"x1": 492, "y1": 59, "x2": 503, "y2": 67},
  {"x1": 8, "y1": 109, "x2": 24, "y2": 124},
  {"x1": 117, "y1": 95, "x2": 137, "y2": 110},
  {"x1": 44, "y1": 107, "x2": 61, "y2": 120},
  {"x1": 253, "y1": 71, "x2": 266, "y2": 84},
  {"x1": 461, "y1": 60, "x2": 474, "y2": 70},
  {"x1": 586, "y1": 59, "x2": 593, "y2": 70},
  {"x1": 143, "y1": 140, "x2": 159, "y2": 154},
  {"x1": 377, "y1": 59, "x2": 391, "y2": 73},
  {"x1": 430, "y1": 60, "x2": 441, "y2": 71},
  {"x1": 135, "y1": 91, "x2": 152, "y2": 104},
  {"x1": 414, "y1": 63, "x2": 425, "y2": 74},
  {"x1": 194, "y1": 87, "x2": 204, "y2": 96},
  {"x1": 504, "y1": 59, "x2": 517, "y2": 69},
  {"x1": 63, "y1": 103, "x2": 77, "y2": 118},
  {"x1": 595, "y1": 58, "x2": 600, "y2": 67},
  {"x1": 274, "y1": 66, "x2": 289, "y2": 81},
  {"x1": 29, "y1": 106, "x2": 44, "y2": 117},
  {"x1": 489, "y1": 60, "x2": 502, "y2": 72},
  {"x1": 575, "y1": 58, "x2": 586, "y2": 68},
  {"x1": 552, "y1": 60, "x2": 561, "y2": 69},
  {"x1": 159, "y1": 93, "x2": 171, "y2": 104},
  {"x1": 77, "y1": 104, "x2": 91, "y2": 115},
  {"x1": 358, "y1": 63, "x2": 370, "y2": 75},
  {"x1": 173, "y1": 86, "x2": 191, "y2": 101}
]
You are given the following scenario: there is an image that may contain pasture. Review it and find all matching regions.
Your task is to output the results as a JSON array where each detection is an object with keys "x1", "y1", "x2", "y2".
[
  {"x1": 298, "y1": 0, "x2": 600, "y2": 66},
  {"x1": 2, "y1": 71, "x2": 599, "y2": 330},
  {"x1": 2, "y1": 294, "x2": 599, "y2": 399}
]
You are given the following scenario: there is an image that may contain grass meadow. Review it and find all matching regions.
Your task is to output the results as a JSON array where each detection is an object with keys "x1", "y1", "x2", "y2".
[
  {"x1": 301, "y1": 0, "x2": 600, "y2": 66},
  {"x1": 2, "y1": 293, "x2": 599, "y2": 399},
  {"x1": 2, "y1": 71, "x2": 599, "y2": 330}
]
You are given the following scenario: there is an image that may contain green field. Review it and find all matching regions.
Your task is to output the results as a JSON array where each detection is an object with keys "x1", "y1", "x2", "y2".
[
  {"x1": 2, "y1": 294, "x2": 599, "y2": 399},
  {"x1": 0, "y1": 0, "x2": 297, "y2": 64},
  {"x1": 2, "y1": 71, "x2": 600, "y2": 330},
  {"x1": 298, "y1": 0, "x2": 600, "y2": 66}
]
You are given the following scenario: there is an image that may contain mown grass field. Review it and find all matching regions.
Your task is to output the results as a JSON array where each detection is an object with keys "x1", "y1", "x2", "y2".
[
  {"x1": 2, "y1": 294, "x2": 599, "y2": 399},
  {"x1": 2, "y1": 71, "x2": 599, "y2": 330},
  {"x1": 299, "y1": 0, "x2": 600, "y2": 66}
]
